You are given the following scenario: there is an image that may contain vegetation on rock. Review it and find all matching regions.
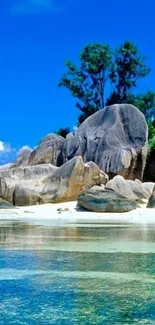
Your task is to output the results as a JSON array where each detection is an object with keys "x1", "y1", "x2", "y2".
[
  {"x1": 56, "y1": 127, "x2": 70, "y2": 138},
  {"x1": 59, "y1": 40, "x2": 155, "y2": 151},
  {"x1": 59, "y1": 43, "x2": 112, "y2": 124}
]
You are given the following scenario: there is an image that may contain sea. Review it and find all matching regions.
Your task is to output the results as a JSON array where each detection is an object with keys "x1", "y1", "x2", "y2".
[{"x1": 0, "y1": 219, "x2": 155, "y2": 324}]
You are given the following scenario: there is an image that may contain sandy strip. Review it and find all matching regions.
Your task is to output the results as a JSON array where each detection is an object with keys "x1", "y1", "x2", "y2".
[{"x1": 0, "y1": 201, "x2": 155, "y2": 225}]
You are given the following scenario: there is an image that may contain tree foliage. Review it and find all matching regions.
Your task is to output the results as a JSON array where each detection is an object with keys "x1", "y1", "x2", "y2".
[
  {"x1": 56, "y1": 127, "x2": 70, "y2": 138},
  {"x1": 108, "y1": 41, "x2": 150, "y2": 104},
  {"x1": 58, "y1": 40, "x2": 155, "y2": 150},
  {"x1": 107, "y1": 91, "x2": 155, "y2": 116},
  {"x1": 59, "y1": 43, "x2": 112, "y2": 124}
]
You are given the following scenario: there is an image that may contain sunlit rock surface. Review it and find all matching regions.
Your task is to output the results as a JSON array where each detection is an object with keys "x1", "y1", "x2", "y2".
[{"x1": 59, "y1": 104, "x2": 148, "y2": 180}]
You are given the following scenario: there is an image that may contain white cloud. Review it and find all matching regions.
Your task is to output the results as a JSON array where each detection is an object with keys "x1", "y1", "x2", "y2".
[
  {"x1": 0, "y1": 141, "x2": 16, "y2": 165},
  {"x1": 0, "y1": 141, "x2": 5, "y2": 152},
  {"x1": 0, "y1": 142, "x2": 34, "y2": 166},
  {"x1": 11, "y1": 0, "x2": 63, "y2": 14},
  {"x1": 0, "y1": 141, "x2": 13, "y2": 154}
]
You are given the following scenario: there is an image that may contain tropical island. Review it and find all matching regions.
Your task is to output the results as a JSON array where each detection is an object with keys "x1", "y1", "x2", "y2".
[
  {"x1": 1, "y1": 1, "x2": 155, "y2": 324},
  {"x1": 0, "y1": 41, "x2": 155, "y2": 223}
]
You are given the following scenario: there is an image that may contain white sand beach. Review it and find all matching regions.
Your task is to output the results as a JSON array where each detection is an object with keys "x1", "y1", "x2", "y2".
[{"x1": 0, "y1": 201, "x2": 155, "y2": 225}]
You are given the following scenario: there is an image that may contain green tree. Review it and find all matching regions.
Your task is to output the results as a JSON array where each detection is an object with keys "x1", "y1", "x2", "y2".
[
  {"x1": 56, "y1": 127, "x2": 70, "y2": 138},
  {"x1": 59, "y1": 41, "x2": 153, "y2": 129},
  {"x1": 59, "y1": 43, "x2": 112, "y2": 124},
  {"x1": 107, "y1": 41, "x2": 150, "y2": 105},
  {"x1": 127, "y1": 92, "x2": 155, "y2": 149},
  {"x1": 126, "y1": 91, "x2": 155, "y2": 115},
  {"x1": 148, "y1": 121, "x2": 155, "y2": 150}
]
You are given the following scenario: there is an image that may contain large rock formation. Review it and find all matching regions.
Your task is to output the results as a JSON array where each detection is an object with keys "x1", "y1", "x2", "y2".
[
  {"x1": 13, "y1": 184, "x2": 44, "y2": 206},
  {"x1": 77, "y1": 187, "x2": 138, "y2": 212},
  {"x1": 58, "y1": 104, "x2": 148, "y2": 180},
  {"x1": 41, "y1": 156, "x2": 108, "y2": 203},
  {"x1": 0, "y1": 164, "x2": 57, "y2": 204},
  {"x1": 0, "y1": 104, "x2": 149, "y2": 207},
  {"x1": 28, "y1": 133, "x2": 64, "y2": 166},
  {"x1": 0, "y1": 163, "x2": 57, "y2": 181},
  {"x1": 14, "y1": 146, "x2": 32, "y2": 167},
  {"x1": 0, "y1": 157, "x2": 108, "y2": 206},
  {"x1": 0, "y1": 163, "x2": 13, "y2": 170},
  {"x1": 106, "y1": 175, "x2": 155, "y2": 200}
]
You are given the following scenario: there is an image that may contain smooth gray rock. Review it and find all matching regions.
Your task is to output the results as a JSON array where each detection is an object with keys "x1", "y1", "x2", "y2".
[
  {"x1": 0, "y1": 177, "x2": 14, "y2": 204},
  {"x1": 42, "y1": 156, "x2": 108, "y2": 203},
  {"x1": 0, "y1": 163, "x2": 13, "y2": 170},
  {"x1": 13, "y1": 184, "x2": 43, "y2": 206},
  {"x1": 59, "y1": 104, "x2": 148, "y2": 180},
  {"x1": 0, "y1": 198, "x2": 14, "y2": 209},
  {"x1": 106, "y1": 175, "x2": 155, "y2": 200},
  {"x1": 28, "y1": 133, "x2": 64, "y2": 166},
  {"x1": 0, "y1": 164, "x2": 57, "y2": 181},
  {"x1": 4, "y1": 157, "x2": 108, "y2": 206},
  {"x1": 14, "y1": 146, "x2": 32, "y2": 167},
  {"x1": 0, "y1": 164, "x2": 57, "y2": 204},
  {"x1": 78, "y1": 187, "x2": 138, "y2": 212}
]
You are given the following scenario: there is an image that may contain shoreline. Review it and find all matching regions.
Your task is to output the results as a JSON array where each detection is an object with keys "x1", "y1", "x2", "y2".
[{"x1": 0, "y1": 201, "x2": 155, "y2": 225}]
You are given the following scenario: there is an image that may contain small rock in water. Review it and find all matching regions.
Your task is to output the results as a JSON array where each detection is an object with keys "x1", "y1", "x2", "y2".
[
  {"x1": 57, "y1": 208, "x2": 70, "y2": 213},
  {"x1": 24, "y1": 210, "x2": 34, "y2": 214}
]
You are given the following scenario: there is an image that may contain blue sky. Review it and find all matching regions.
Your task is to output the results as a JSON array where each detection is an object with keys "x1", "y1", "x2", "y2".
[{"x1": 0, "y1": 0, "x2": 154, "y2": 164}]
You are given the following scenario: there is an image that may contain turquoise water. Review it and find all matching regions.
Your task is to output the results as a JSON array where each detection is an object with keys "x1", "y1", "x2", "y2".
[{"x1": 0, "y1": 221, "x2": 155, "y2": 324}]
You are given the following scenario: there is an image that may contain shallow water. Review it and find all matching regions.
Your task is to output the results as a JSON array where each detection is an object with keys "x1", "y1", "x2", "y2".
[{"x1": 0, "y1": 221, "x2": 155, "y2": 324}]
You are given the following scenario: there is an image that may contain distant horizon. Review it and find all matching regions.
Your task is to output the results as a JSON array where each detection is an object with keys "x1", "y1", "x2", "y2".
[{"x1": 0, "y1": 0, "x2": 154, "y2": 164}]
